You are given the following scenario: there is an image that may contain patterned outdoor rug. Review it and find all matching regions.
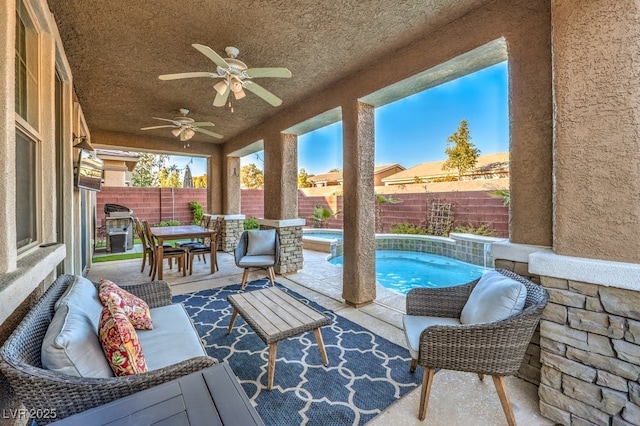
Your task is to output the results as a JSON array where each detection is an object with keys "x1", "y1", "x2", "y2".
[{"x1": 173, "y1": 279, "x2": 422, "y2": 426}]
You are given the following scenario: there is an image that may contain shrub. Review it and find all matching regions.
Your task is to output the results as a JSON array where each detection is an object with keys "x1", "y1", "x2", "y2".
[
  {"x1": 189, "y1": 201, "x2": 204, "y2": 225},
  {"x1": 451, "y1": 222, "x2": 495, "y2": 236},
  {"x1": 390, "y1": 222, "x2": 427, "y2": 235},
  {"x1": 244, "y1": 217, "x2": 259, "y2": 230},
  {"x1": 158, "y1": 220, "x2": 181, "y2": 227}
]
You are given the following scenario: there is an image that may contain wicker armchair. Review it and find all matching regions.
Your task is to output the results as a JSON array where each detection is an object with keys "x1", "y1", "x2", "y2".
[
  {"x1": 0, "y1": 275, "x2": 217, "y2": 424},
  {"x1": 403, "y1": 269, "x2": 548, "y2": 424}
]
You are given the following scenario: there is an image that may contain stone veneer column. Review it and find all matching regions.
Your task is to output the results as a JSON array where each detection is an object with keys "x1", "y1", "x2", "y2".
[
  {"x1": 258, "y1": 219, "x2": 305, "y2": 275},
  {"x1": 341, "y1": 101, "x2": 376, "y2": 306}
]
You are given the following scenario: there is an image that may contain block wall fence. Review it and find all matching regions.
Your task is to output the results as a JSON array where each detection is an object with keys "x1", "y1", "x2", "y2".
[{"x1": 97, "y1": 187, "x2": 508, "y2": 237}]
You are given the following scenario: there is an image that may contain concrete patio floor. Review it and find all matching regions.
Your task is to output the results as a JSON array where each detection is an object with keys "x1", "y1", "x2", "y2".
[{"x1": 87, "y1": 248, "x2": 554, "y2": 426}]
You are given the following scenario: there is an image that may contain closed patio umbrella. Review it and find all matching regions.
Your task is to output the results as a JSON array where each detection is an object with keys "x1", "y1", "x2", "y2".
[{"x1": 183, "y1": 165, "x2": 193, "y2": 188}]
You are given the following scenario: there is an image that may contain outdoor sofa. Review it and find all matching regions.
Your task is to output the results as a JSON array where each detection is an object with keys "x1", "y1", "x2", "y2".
[{"x1": 0, "y1": 274, "x2": 217, "y2": 424}]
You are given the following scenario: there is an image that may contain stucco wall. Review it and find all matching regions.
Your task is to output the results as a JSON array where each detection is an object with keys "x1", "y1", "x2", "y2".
[{"x1": 552, "y1": 0, "x2": 640, "y2": 263}]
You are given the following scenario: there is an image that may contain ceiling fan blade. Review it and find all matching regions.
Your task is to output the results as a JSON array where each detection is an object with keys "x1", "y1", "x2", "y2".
[
  {"x1": 243, "y1": 81, "x2": 282, "y2": 106},
  {"x1": 158, "y1": 72, "x2": 215, "y2": 81},
  {"x1": 141, "y1": 125, "x2": 176, "y2": 130},
  {"x1": 151, "y1": 117, "x2": 181, "y2": 125},
  {"x1": 192, "y1": 44, "x2": 230, "y2": 69},
  {"x1": 191, "y1": 122, "x2": 215, "y2": 127},
  {"x1": 194, "y1": 127, "x2": 224, "y2": 139},
  {"x1": 213, "y1": 85, "x2": 230, "y2": 107},
  {"x1": 245, "y1": 67, "x2": 292, "y2": 78}
]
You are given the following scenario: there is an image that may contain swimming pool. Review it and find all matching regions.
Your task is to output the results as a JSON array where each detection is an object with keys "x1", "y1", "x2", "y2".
[
  {"x1": 303, "y1": 230, "x2": 344, "y2": 241},
  {"x1": 329, "y1": 250, "x2": 488, "y2": 295}
]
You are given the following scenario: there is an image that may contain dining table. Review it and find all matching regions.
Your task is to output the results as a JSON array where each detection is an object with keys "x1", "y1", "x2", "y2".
[{"x1": 150, "y1": 224, "x2": 217, "y2": 280}]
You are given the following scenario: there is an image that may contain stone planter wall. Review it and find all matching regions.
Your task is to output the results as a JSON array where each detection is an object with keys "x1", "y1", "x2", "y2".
[
  {"x1": 258, "y1": 219, "x2": 305, "y2": 275},
  {"x1": 537, "y1": 276, "x2": 640, "y2": 425},
  {"x1": 218, "y1": 216, "x2": 244, "y2": 252},
  {"x1": 494, "y1": 259, "x2": 543, "y2": 386}
]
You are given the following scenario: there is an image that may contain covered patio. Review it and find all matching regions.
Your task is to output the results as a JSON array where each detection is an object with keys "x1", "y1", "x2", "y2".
[
  {"x1": 1, "y1": 0, "x2": 640, "y2": 425},
  {"x1": 86, "y1": 249, "x2": 550, "y2": 425}
]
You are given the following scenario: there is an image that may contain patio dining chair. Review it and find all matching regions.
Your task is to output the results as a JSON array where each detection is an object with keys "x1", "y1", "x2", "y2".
[
  {"x1": 185, "y1": 216, "x2": 223, "y2": 275},
  {"x1": 142, "y1": 220, "x2": 188, "y2": 280},
  {"x1": 402, "y1": 269, "x2": 548, "y2": 424},
  {"x1": 234, "y1": 229, "x2": 280, "y2": 289}
]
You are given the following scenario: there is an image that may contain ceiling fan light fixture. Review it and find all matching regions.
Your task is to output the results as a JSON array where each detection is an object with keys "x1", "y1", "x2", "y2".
[
  {"x1": 234, "y1": 88, "x2": 246, "y2": 100},
  {"x1": 214, "y1": 80, "x2": 228, "y2": 95},
  {"x1": 184, "y1": 128, "x2": 195, "y2": 140},
  {"x1": 171, "y1": 128, "x2": 182, "y2": 137}
]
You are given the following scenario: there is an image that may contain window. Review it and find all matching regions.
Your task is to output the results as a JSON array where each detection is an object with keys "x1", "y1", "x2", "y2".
[
  {"x1": 15, "y1": 1, "x2": 41, "y2": 250},
  {"x1": 15, "y1": 1, "x2": 39, "y2": 127}
]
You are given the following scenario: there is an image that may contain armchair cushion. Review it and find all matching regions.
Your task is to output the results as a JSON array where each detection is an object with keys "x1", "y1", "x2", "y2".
[
  {"x1": 403, "y1": 315, "x2": 460, "y2": 359},
  {"x1": 246, "y1": 229, "x2": 276, "y2": 256},
  {"x1": 237, "y1": 255, "x2": 276, "y2": 267},
  {"x1": 41, "y1": 304, "x2": 114, "y2": 378},
  {"x1": 460, "y1": 270, "x2": 527, "y2": 325}
]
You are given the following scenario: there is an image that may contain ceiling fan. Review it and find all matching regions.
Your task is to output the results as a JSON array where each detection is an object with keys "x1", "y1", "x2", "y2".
[
  {"x1": 158, "y1": 44, "x2": 292, "y2": 108},
  {"x1": 140, "y1": 108, "x2": 223, "y2": 145}
]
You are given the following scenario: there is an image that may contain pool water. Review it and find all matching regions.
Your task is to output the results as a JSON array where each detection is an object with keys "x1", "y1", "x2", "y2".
[
  {"x1": 304, "y1": 231, "x2": 344, "y2": 241},
  {"x1": 329, "y1": 250, "x2": 487, "y2": 295}
]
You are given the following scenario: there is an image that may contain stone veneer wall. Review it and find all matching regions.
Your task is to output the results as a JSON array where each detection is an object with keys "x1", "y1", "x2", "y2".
[
  {"x1": 494, "y1": 259, "x2": 543, "y2": 386},
  {"x1": 260, "y1": 224, "x2": 303, "y2": 274},
  {"x1": 327, "y1": 233, "x2": 499, "y2": 269},
  {"x1": 537, "y1": 276, "x2": 640, "y2": 425}
]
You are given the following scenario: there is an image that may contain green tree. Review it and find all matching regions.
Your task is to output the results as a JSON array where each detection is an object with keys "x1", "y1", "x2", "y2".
[
  {"x1": 442, "y1": 119, "x2": 480, "y2": 181},
  {"x1": 298, "y1": 168, "x2": 313, "y2": 188},
  {"x1": 328, "y1": 168, "x2": 341, "y2": 173},
  {"x1": 130, "y1": 153, "x2": 169, "y2": 187},
  {"x1": 241, "y1": 163, "x2": 264, "y2": 189},
  {"x1": 158, "y1": 165, "x2": 181, "y2": 188}
]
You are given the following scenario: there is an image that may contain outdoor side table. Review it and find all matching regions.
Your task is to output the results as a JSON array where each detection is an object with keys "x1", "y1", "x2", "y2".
[{"x1": 227, "y1": 287, "x2": 330, "y2": 390}]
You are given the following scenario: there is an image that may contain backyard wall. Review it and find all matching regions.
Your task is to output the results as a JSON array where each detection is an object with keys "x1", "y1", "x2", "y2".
[{"x1": 98, "y1": 187, "x2": 508, "y2": 237}]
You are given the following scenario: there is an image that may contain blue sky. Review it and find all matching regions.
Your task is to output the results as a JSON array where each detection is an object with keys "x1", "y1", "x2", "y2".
[{"x1": 173, "y1": 61, "x2": 509, "y2": 176}]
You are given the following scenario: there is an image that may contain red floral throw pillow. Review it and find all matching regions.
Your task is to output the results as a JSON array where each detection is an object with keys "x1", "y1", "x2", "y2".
[
  {"x1": 98, "y1": 303, "x2": 148, "y2": 376},
  {"x1": 99, "y1": 279, "x2": 153, "y2": 330}
]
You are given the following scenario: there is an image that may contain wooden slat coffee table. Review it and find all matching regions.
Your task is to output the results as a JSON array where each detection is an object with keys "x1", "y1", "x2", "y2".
[{"x1": 227, "y1": 287, "x2": 330, "y2": 390}]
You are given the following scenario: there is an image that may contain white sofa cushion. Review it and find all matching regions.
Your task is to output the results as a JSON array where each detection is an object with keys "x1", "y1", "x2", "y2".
[
  {"x1": 246, "y1": 229, "x2": 276, "y2": 256},
  {"x1": 54, "y1": 275, "x2": 103, "y2": 327},
  {"x1": 41, "y1": 304, "x2": 114, "y2": 378},
  {"x1": 460, "y1": 270, "x2": 527, "y2": 325},
  {"x1": 402, "y1": 315, "x2": 460, "y2": 359},
  {"x1": 138, "y1": 304, "x2": 207, "y2": 371}
]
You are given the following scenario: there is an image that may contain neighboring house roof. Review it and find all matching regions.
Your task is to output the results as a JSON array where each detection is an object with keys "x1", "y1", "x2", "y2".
[
  {"x1": 308, "y1": 171, "x2": 343, "y2": 186},
  {"x1": 95, "y1": 149, "x2": 140, "y2": 172},
  {"x1": 382, "y1": 152, "x2": 509, "y2": 185},
  {"x1": 308, "y1": 164, "x2": 406, "y2": 186}
]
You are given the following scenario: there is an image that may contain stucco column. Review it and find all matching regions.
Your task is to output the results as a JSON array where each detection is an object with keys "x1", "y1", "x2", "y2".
[
  {"x1": 508, "y1": 0, "x2": 553, "y2": 247},
  {"x1": 552, "y1": 0, "x2": 640, "y2": 263},
  {"x1": 263, "y1": 132, "x2": 298, "y2": 220},
  {"x1": 222, "y1": 156, "x2": 241, "y2": 215},
  {"x1": 342, "y1": 101, "x2": 376, "y2": 306},
  {"x1": 206, "y1": 144, "x2": 223, "y2": 214}
]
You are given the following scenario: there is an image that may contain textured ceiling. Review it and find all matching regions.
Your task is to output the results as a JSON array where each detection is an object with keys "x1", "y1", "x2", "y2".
[{"x1": 48, "y1": 0, "x2": 491, "y2": 146}]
